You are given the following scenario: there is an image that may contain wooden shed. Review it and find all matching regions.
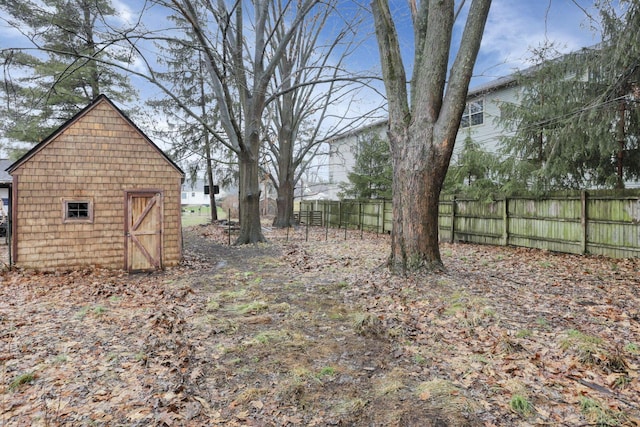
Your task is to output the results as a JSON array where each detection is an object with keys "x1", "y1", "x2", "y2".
[{"x1": 6, "y1": 94, "x2": 185, "y2": 272}]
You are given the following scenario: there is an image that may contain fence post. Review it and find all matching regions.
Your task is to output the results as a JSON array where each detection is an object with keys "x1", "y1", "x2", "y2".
[
  {"x1": 376, "y1": 201, "x2": 381, "y2": 236},
  {"x1": 325, "y1": 203, "x2": 329, "y2": 240},
  {"x1": 581, "y1": 191, "x2": 588, "y2": 254},
  {"x1": 360, "y1": 202, "x2": 364, "y2": 239},
  {"x1": 502, "y1": 196, "x2": 509, "y2": 246},
  {"x1": 450, "y1": 196, "x2": 456, "y2": 243}
]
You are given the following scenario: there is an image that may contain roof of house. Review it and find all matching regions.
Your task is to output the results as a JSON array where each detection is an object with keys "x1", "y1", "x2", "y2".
[
  {"x1": 0, "y1": 159, "x2": 12, "y2": 184},
  {"x1": 467, "y1": 74, "x2": 518, "y2": 97},
  {"x1": 5, "y1": 94, "x2": 184, "y2": 177},
  {"x1": 328, "y1": 119, "x2": 388, "y2": 145}
]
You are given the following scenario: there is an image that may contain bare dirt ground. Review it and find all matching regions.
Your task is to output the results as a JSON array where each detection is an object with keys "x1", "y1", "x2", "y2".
[{"x1": 1, "y1": 224, "x2": 639, "y2": 426}]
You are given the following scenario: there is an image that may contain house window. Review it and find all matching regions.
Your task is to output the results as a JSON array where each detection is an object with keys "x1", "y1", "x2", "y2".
[
  {"x1": 461, "y1": 98, "x2": 484, "y2": 128},
  {"x1": 62, "y1": 198, "x2": 94, "y2": 223},
  {"x1": 182, "y1": 193, "x2": 187, "y2": 200}
]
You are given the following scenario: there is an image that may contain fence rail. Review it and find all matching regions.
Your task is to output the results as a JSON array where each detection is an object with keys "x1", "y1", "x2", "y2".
[{"x1": 299, "y1": 191, "x2": 640, "y2": 259}]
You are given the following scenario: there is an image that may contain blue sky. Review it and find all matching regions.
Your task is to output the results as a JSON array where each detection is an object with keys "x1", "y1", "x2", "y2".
[
  {"x1": 0, "y1": 0, "x2": 603, "y2": 96},
  {"x1": 474, "y1": 0, "x2": 602, "y2": 84},
  {"x1": 0, "y1": 0, "x2": 606, "y2": 136}
]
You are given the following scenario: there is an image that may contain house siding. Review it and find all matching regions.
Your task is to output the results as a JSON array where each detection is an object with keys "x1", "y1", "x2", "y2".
[{"x1": 10, "y1": 100, "x2": 183, "y2": 270}]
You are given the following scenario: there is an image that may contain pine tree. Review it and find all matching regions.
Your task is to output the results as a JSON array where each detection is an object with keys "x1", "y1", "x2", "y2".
[
  {"x1": 444, "y1": 134, "x2": 501, "y2": 198},
  {"x1": 341, "y1": 131, "x2": 392, "y2": 200},
  {"x1": 0, "y1": 0, "x2": 136, "y2": 149},
  {"x1": 498, "y1": 1, "x2": 640, "y2": 191}
]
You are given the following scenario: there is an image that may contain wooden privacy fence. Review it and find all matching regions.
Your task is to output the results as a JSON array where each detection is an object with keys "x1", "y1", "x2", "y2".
[{"x1": 299, "y1": 191, "x2": 640, "y2": 258}]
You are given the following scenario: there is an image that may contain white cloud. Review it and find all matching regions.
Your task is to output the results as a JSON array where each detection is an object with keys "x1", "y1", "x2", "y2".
[{"x1": 475, "y1": 0, "x2": 600, "y2": 82}]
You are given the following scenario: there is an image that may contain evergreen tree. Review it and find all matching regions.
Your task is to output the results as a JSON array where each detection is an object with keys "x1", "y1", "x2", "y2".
[
  {"x1": 498, "y1": 44, "x2": 603, "y2": 192},
  {"x1": 148, "y1": 7, "x2": 236, "y2": 223},
  {"x1": 498, "y1": 1, "x2": 640, "y2": 191},
  {"x1": 0, "y1": 0, "x2": 136, "y2": 149},
  {"x1": 340, "y1": 131, "x2": 392, "y2": 200},
  {"x1": 444, "y1": 134, "x2": 501, "y2": 198}
]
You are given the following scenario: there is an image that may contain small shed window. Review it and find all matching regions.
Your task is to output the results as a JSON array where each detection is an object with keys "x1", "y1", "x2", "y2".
[{"x1": 62, "y1": 198, "x2": 94, "y2": 223}]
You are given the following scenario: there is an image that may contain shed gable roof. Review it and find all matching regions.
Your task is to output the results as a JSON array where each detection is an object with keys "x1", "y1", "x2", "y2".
[{"x1": 6, "y1": 94, "x2": 184, "y2": 178}]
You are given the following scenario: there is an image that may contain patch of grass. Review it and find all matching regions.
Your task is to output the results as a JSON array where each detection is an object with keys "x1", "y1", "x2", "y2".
[
  {"x1": 317, "y1": 366, "x2": 336, "y2": 379},
  {"x1": 414, "y1": 378, "x2": 480, "y2": 414},
  {"x1": 560, "y1": 329, "x2": 605, "y2": 366},
  {"x1": 334, "y1": 397, "x2": 368, "y2": 416},
  {"x1": 483, "y1": 307, "x2": 497, "y2": 318},
  {"x1": 605, "y1": 349, "x2": 629, "y2": 373},
  {"x1": 500, "y1": 334, "x2": 525, "y2": 354},
  {"x1": 206, "y1": 299, "x2": 220, "y2": 312},
  {"x1": 535, "y1": 316, "x2": 550, "y2": 328},
  {"x1": 251, "y1": 330, "x2": 287, "y2": 344},
  {"x1": 336, "y1": 281, "x2": 349, "y2": 289},
  {"x1": 624, "y1": 342, "x2": 639, "y2": 354},
  {"x1": 351, "y1": 312, "x2": 383, "y2": 336},
  {"x1": 75, "y1": 306, "x2": 90, "y2": 319},
  {"x1": 373, "y1": 369, "x2": 404, "y2": 396},
  {"x1": 413, "y1": 354, "x2": 427, "y2": 365},
  {"x1": 614, "y1": 374, "x2": 631, "y2": 388},
  {"x1": 53, "y1": 354, "x2": 68, "y2": 364},
  {"x1": 416, "y1": 378, "x2": 458, "y2": 402},
  {"x1": 134, "y1": 352, "x2": 148, "y2": 363},
  {"x1": 516, "y1": 329, "x2": 533, "y2": 338},
  {"x1": 218, "y1": 289, "x2": 247, "y2": 301},
  {"x1": 444, "y1": 292, "x2": 467, "y2": 316},
  {"x1": 271, "y1": 302, "x2": 291, "y2": 313},
  {"x1": 510, "y1": 394, "x2": 534, "y2": 417},
  {"x1": 9, "y1": 372, "x2": 36, "y2": 391},
  {"x1": 231, "y1": 387, "x2": 265, "y2": 406},
  {"x1": 579, "y1": 397, "x2": 624, "y2": 426},
  {"x1": 230, "y1": 300, "x2": 268, "y2": 315},
  {"x1": 444, "y1": 292, "x2": 489, "y2": 327},
  {"x1": 75, "y1": 304, "x2": 107, "y2": 319}
]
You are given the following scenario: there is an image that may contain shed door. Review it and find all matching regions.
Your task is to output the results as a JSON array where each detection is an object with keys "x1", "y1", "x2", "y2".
[{"x1": 126, "y1": 191, "x2": 163, "y2": 271}]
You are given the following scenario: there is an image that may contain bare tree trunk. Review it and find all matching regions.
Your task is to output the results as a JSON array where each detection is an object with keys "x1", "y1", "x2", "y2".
[
  {"x1": 372, "y1": 0, "x2": 491, "y2": 274},
  {"x1": 273, "y1": 174, "x2": 295, "y2": 227},
  {"x1": 236, "y1": 150, "x2": 266, "y2": 244},
  {"x1": 205, "y1": 142, "x2": 218, "y2": 222},
  {"x1": 388, "y1": 126, "x2": 449, "y2": 272},
  {"x1": 273, "y1": 100, "x2": 296, "y2": 227}
]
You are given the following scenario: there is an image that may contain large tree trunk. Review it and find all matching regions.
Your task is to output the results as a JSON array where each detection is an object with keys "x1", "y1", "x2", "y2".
[
  {"x1": 273, "y1": 175, "x2": 295, "y2": 227},
  {"x1": 206, "y1": 161, "x2": 218, "y2": 222},
  {"x1": 273, "y1": 117, "x2": 296, "y2": 227},
  {"x1": 388, "y1": 126, "x2": 449, "y2": 273},
  {"x1": 236, "y1": 150, "x2": 266, "y2": 244},
  {"x1": 372, "y1": 0, "x2": 491, "y2": 274}
]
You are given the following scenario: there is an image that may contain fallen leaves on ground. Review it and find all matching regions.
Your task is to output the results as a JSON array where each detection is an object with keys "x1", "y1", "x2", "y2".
[{"x1": 0, "y1": 223, "x2": 638, "y2": 426}]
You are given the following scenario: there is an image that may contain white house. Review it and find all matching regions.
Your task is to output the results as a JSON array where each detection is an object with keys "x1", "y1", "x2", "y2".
[
  {"x1": 326, "y1": 120, "x2": 388, "y2": 199},
  {"x1": 325, "y1": 74, "x2": 518, "y2": 199},
  {"x1": 181, "y1": 178, "x2": 211, "y2": 205},
  {"x1": 181, "y1": 178, "x2": 232, "y2": 206},
  {"x1": 453, "y1": 74, "x2": 518, "y2": 157}
]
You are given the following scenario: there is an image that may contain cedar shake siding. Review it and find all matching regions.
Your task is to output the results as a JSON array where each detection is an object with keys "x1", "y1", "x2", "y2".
[{"x1": 7, "y1": 95, "x2": 184, "y2": 271}]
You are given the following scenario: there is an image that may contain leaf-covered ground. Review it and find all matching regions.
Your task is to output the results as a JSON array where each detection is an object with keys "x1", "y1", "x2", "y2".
[{"x1": 1, "y1": 225, "x2": 639, "y2": 426}]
